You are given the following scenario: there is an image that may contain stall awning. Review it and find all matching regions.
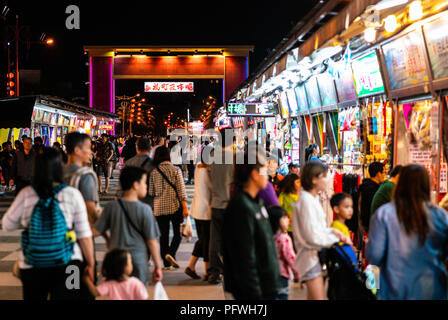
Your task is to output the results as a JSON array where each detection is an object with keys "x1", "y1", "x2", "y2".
[{"x1": 0, "y1": 96, "x2": 37, "y2": 129}]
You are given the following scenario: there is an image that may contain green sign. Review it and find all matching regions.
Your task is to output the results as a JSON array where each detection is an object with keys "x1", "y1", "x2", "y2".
[{"x1": 351, "y1": 51, "x2": 385, "y2": 97}]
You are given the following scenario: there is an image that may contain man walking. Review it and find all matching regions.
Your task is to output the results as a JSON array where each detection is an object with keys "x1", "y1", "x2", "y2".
[
  {"x1": 125, "y1": 137, "x2": 155, "y2": 208},
  {"x1": 94, "y1": 134, "x2": 114, "y2": 194},
  {"x1": 63, "y1": 132, "x2": 101, "y2": 300},
  {"x1": 11, "y1": 137, "x2": 36, "y2": 195},
  {"x1": 206, "y1": 129, "x2": 235, "y2": 284}
]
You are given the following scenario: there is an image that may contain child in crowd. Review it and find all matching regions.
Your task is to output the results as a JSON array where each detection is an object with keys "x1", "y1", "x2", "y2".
[
  {"x1": 330, "y1": 193, "x2": 354, "y2": 244},
  {"x1": 83, "y1": 248, "x2": 149, "y2": 300},
  {"x1": 278, "y1": 173, "x2": 301, "y2": 243},
  {"x1": 269, "y1": 206, "x2": 299, "y2": 300}
]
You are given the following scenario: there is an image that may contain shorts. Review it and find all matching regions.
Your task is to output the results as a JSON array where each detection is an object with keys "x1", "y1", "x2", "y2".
[
  {"x1": 96, "y1": 162, "x2": 112, "y2": 178},
  {"x1": 301, "y1": 263, "x2": 322, "y2": 283}
]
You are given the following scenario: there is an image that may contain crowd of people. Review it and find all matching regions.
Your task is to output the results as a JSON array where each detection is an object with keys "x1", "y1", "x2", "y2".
[{"x1": 1, "y1": 130, "x2": 448, "y2": 301}]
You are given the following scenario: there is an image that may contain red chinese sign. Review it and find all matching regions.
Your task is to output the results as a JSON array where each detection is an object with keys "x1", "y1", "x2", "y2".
[
  {"x1": 98, "y1": 124, "x2": 114, "y2": 131},
  {"x1": 144, "y1": 82, "x2": 194, "y2": 93}
]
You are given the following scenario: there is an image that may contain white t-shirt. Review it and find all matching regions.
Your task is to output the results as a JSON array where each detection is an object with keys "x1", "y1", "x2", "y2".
[
  {"x1": 2, "y1": 185, "x2": 92, "y2": 269},
  {"x1": 190, "y1": 167, "x2": 212, "y2": 220}
]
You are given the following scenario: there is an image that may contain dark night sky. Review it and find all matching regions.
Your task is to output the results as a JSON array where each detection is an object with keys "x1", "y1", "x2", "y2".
[{"x1": 2, "y1": 0, "x2": 319, "y2": 122}]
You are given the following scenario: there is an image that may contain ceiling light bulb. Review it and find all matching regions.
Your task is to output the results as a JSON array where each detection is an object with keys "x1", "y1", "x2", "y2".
[
  {"x1": 364, "y1": 27, "x2": 376, "y2": 43},
  {"x1": 409, "y1": 1, "x2": 423, "y2": 21},
  {"x1": 385, "y1": 15, "x2": 398, "y2": 33}
]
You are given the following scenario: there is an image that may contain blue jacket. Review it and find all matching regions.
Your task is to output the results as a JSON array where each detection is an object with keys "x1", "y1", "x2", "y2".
[{"x1": 366, "y1": 202, "x2": 448, "y2": 300}]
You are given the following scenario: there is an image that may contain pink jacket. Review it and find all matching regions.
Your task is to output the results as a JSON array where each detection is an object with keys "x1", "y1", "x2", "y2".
[{"x1": 274, "y1": 232, "x2": 299, "y2": 280}]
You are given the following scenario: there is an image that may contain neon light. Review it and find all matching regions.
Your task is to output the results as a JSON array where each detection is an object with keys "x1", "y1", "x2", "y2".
[
  {"x1": 89, "y1": 56, "x2": 93, "y2": 108},
  {"x1": 110, "y1": 57, "x2": 114, "y2": 113}
]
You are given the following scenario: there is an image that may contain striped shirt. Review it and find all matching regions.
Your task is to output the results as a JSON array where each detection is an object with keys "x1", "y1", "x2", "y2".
[
  {"x1": 2, "y1": 185, "x2": 92, "y2": 269},
  {"x1": 148, "y1": 162, "x2": 187, "y2": 216}
]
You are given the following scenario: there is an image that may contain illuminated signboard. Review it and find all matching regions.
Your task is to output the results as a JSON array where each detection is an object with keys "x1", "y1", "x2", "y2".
[
  {"x1": 424, "y1": 17, "x2": 448, "y2": 80},
  {"x1": 98, "y1": 124, "x2": 114, "y2": 131},
  {"x1": 144, "y1": 82, "x2": 194, "y2": 93},
  {"x1": 351, "y1": 51, "x2": 385, "y2": 97},
  {"x1": 227, "y1": 102, "x2": 276, "y2": 117},
  {"x1": 382, "y1": 30, "x2": 429, "y2": 89}
]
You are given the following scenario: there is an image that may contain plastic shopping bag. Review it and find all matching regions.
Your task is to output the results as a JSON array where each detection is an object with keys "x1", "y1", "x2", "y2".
[
  {"x1": 154, "y1": 281, "x2": 169, "y2": 300},
  {"x1": 181, "y1": 215, "x2": 193, "y2": 242}
]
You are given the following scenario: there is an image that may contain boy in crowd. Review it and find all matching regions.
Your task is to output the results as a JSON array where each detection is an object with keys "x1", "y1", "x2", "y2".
[
  {"x1": 95, "y1": 166, "x2": 163, "y2": 285},
  {"x1": 330, "y1": 193, "x2": 354, "y2": 243}
]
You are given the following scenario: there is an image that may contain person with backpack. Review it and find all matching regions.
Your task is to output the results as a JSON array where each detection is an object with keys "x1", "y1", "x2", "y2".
[
  {"x1": 125, "y1": 137, "x2": 155, "y2": 208},
  {"x1": 148, "y1": 146, "x2": 188, "y2": 270},
  {"x1": 95, "y1": 166, "x2": 163, "y2": 285},
  {"x1": 292, "y1": 161, "x2": 352, "y2": 300},
  {"x1": 64, "y1": 133, "x2": 101, "y2": 229},
  {"x1": 2, "y1": 147, "x2": 95, "y2": 300}
]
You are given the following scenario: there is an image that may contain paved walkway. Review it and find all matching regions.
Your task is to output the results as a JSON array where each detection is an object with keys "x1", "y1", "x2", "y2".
[{"x1": 0, "y1": 171, "x2": 308, "y2": 300}]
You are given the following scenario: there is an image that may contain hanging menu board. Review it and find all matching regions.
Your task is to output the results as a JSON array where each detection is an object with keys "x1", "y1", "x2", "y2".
[
  {"x1": 351, "y1": 51, "x2": 385, "y2": 97},
  {"x1": 294, "y1": 84, "x2": 308, "y2": 112},
  {"x1": 382, "y1": 30, "x2": 429, "y2": 89},
  {"x1": 424, "y1": 17, "x2": 448, "y2": 80},
  {"x1": 317, "y1": 72, "x2": 338, "y2": 106},
  {"x1": 304, "y1": 76, "x2": 322, "y2": 109},
  {"x1": 334, "y1": 64, "x2": 357, "y2": 102}
]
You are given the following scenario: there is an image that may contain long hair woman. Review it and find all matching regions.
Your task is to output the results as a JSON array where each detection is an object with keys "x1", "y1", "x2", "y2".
[
  {"x1": 366, "y1": 164, "x2": 448, "y2": 300},
  {"x1": 2, "y1": 147, "x2": 95, "y2": 300},
  {"x1": 292, "y1": 161, "x2": 351, "y2": 300},
  {"x1": 148, "y1": 146, "x2": 188, "y2": 270},
  {"x1": 305, "y1": 143, "x2": 321, "y2": 163}
]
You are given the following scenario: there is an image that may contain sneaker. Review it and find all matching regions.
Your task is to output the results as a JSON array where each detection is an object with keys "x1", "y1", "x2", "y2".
[
  {"x1": 162, "y1": 266, "x2": 173, "y2": 271},
  {"x1": 165, "y1": 254, "x2": 180, "y2": 268},
  {"x1": 185, "y1": 267, "x2": 201, "y2": 279}
]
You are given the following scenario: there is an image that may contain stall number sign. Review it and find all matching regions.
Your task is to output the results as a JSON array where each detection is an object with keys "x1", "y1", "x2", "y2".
[
  {"x1": 144, "y1": 82, "x2": 194, "y2": 92},
  {"x1": 227, "y1": 102, "x2": 275, "y2": 117},
  {"x1": 351, "y1": 51, "x2": 385, "y2": 97}
]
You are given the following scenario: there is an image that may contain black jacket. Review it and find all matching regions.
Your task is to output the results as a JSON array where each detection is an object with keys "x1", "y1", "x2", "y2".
[
  {"x1": 359, "y1": 178, "x2": 380, "y2": 233},
  {"x1": 223, "y1": 191, "x2": 281, "y2": 300}
]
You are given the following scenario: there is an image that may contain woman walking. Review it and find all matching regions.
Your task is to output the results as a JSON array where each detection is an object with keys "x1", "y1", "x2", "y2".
[
  {"x1": 2, "y1": 147, "x2": 95, "y2": 300},
  {"x1": 185, "y1": 155, "x2": 212, "y2": 281},
  {"x1": 292, "y1": 161, "x2": 351, "y2": 300},
  {"x1": 366, "y1": 164, "x2": 448, "y2": 300},
  {"x1": 149, "y1": 146, "x2": 188, "y2": 270}
]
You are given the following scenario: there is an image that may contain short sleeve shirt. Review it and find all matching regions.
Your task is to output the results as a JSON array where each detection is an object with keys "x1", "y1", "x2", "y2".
[
  {"x1": 63, "y1": 164, "x2": 99, "y2": 203},
  {"x1": 95, "y1": 200, "x2": 160, "y2": 284},
  {"x1": 97, "y1": 277, "x2": 148, "y2": 300}
]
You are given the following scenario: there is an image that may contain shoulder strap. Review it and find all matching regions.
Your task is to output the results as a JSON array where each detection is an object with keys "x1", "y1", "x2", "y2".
[
  {"x1": 69, "y1": 166, "x2": 97, "y2": 190},
  {"x1": 141, "y1": 157, "x2": 151, "y2": 169},
  {"x1": 118, "y1": 199, "x2": 147, "y2": 242},
  {"x1": 156, "y1": 166, "x2": 181, "y2": 205}
]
